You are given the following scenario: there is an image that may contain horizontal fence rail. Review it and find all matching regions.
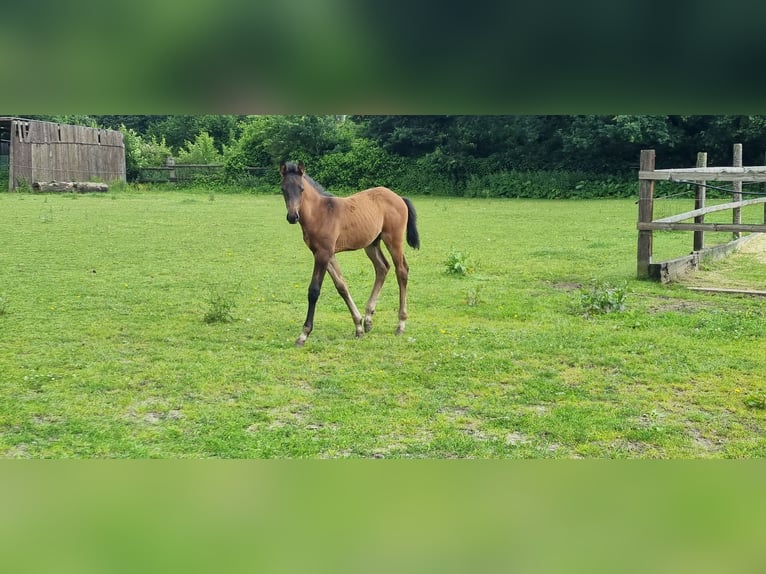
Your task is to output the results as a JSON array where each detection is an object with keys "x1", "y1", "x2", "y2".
[
  {"x1": 636, "y1": 146, "x2": 766, "y2": 282},
  {"x1": 136, "y1": 164, "x2": 268, "y2": 183},
  {"x1": 637, "y1": 222, "x2": 766, "y2": 233},
  {"x1": 638, "y1": 166, "x2": 766, "y2": 182},
  {"x1": 651, "y1": 196, "x2": 766, "y2": 224}
]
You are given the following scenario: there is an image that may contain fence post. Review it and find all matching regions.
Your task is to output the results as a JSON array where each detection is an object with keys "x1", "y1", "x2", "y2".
[
  {"x1": 166, "y1": 156, "x2": 176, "y2": 182},
  {"x1": 693, "y1": 151, "x2": 707, "y2": 252},
  {"x1": 637, "y1": 149, "x2": 655, "y2": 279},
  {"x1": 732, "y1": 143, "x2": 742, "y2": 239}
]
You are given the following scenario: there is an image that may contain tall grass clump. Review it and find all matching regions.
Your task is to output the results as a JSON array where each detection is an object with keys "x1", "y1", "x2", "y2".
[
  {"x1": 577, "y1": 280, "x2": 627, "y2": 317},
  {"x1": 444, "y1": 250, "x2": 473, "y2": 276},
  {"x1": 202, "y1": 285, "x2": 239, "y2": 324}
]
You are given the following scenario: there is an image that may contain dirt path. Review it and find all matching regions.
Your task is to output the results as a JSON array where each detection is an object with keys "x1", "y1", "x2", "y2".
[
  {"x1": 682, "y1": 233, "x2": 766, "y2": 290},
  {"x1": 737, "y1": 232, "x2": 766, "y2": 263}
]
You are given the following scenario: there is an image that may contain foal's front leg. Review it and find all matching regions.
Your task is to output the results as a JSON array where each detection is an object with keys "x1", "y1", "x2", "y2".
[
  {"x1": 326, "y1": 256, "x2": 364, "y2": 339},
  {"x1": 296, "y1": 255, "x2": 329, "y2": 347}
]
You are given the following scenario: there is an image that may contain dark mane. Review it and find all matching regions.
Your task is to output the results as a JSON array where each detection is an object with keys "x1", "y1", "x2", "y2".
[{"x1": 305, "y1": 174, "x2": 333, "y2": 197}]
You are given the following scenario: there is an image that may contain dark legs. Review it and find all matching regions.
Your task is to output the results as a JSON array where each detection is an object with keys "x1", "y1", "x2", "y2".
[
  {"x1": 295, "y1": 255, "x2": 328, "y2": 347},
  {"x1": 296, "y1": 254, "x2": 364, "y2": 347},
  {"x1": 295, "y1": 239, "x2": 409, "y2": 346}
]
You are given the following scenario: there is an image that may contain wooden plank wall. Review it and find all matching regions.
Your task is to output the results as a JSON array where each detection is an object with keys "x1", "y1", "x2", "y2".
[{"x1": 9, "y1": 119, "x2": 125, "y2": 188}]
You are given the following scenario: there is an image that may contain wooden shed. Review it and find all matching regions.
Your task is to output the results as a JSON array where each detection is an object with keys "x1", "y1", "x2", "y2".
[{"x1": 0, "y1": 117, "x2": 126, "y2": 191}]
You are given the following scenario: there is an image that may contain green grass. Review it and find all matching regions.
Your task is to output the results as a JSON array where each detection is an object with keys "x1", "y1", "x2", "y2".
[{"x1": 1, "y1": 189, "x2": 765, "y2": 458}]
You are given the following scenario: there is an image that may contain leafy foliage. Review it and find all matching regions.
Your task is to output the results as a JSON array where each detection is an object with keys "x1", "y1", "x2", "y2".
[
  {"x1": 577, "y1": 281, "x2": 628, "y2": 317},
  {"x1": 176, "y1": 131, "x2": 222, "y2": 165},
  {"x1": 443, "y1": 250, "x2": 472, "y2": 276},
  {"x1": 146, "y1": 115, "x2": 241, "y2": 152},
  {"x1": 54, "y1": 114, "x2": 766, "y2": 192},
  {"x1": 119, "y1": 125, "x2": 173, "y2": 180},
  {"x1": 743, "y1": 394, "x2": 766, "y2": 410},
  {"x1": 315, "y1": 138, "x2": 404, "y2": 191},
  {"x1": 202, "y1": 285, "x2": 238, "y2": 324}
]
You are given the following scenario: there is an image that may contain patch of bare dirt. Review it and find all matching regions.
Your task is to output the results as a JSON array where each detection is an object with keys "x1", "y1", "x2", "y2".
[
  {"x1": 551, "y1": 282, "x2": 582, "y2": 291},
  {"x1": 645, "y1": 297, "x2": 714, "y2": 314},
  {"x1": 680, "y1": 233, "x2": 766, "y2": 291},
  {"x1": 738, "y1": 232, "x2": 766, "y2": 263}
]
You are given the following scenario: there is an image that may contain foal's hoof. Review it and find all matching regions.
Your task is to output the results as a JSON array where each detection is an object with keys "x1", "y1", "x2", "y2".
[{"x1": 364, "y1": 319, "x2": 373, "y2": 333}]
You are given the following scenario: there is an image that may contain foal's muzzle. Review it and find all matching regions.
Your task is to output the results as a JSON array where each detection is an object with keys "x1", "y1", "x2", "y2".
[{"x1": 286, "y1": 211, "x2": 300, "y2": 224}]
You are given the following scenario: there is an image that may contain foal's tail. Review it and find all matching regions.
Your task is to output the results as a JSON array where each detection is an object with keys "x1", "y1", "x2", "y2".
[{"x1": 402, "y1": 197, "x2": 420, "y2": 249}]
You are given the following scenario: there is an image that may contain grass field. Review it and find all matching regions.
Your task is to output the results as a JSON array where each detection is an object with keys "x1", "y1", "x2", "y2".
[{"x1": 1, "y1": 188, "x2": 765, "y2": 458}]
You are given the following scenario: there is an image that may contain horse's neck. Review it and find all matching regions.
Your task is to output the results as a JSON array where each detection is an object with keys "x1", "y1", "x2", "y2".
[{"x1": 301, "y1": 177, "x2": 326, "y2": 218}]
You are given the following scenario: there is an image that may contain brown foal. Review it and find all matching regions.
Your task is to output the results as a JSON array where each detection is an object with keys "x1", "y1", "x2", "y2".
[{"x1": 279, "y1": 161, "x2": 420, "y2": 347}]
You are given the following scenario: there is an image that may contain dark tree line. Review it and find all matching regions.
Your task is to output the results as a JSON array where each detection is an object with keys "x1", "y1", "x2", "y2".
[
  {"x1": 33, "y1": 114, "x2": 766, "y2": 170},
  {"x1": 354, "y1": 115, "x2": 766, "y2": 172},
  {"x1": 26, "y1": 115, "x2": 766, "y2": 195}
]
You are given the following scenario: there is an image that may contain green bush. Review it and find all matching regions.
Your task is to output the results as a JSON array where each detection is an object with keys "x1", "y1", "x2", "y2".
[
  {"x1": 120, "y1": 125, "x2": 174, "y2": 181},
  {"x1": 176, "y1": 131, "x2": 222, "y2": 165},
  {"x1": 315, "y1": 138, "x2": 400, "y2": 191},
  {"x1": 444, "y1": 250, "x2": 473, "y2": 276},
  {"x1": 577, "y1": 281, "x2": 628, "y2": 317},
  {"x1": 202, "y1": 285, "x2": 238, "y2": 324},
  {"x1": 464, "y1": 170, "x2": 638, "y2": 199},
  {"x1": 744, "y1": 394, "x2": 766, "y2": 409}
]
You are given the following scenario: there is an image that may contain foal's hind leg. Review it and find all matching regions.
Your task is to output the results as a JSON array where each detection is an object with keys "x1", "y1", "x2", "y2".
[
  {"x1": 384, "y1": 240, "x2": 410, "y2": 336},
  {"x1": 363, "y1": 243, "x2": 390, "y2": 332},
  {"x1": 326, "y1": 256, "x2": 364, "y2": 338}
]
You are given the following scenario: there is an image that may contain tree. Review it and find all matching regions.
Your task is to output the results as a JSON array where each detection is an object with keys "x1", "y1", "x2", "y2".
[
  {"x1": 145, "y1": 115, "x2": 242, "y2": 153},
  {"x1": 355, "y1": 115, "x2": 454, "y2": 157},
  {"x1": 119, "y1": 125, "x2": 173, "y2": 181},
  {"x1": 176, "y1": 131, "x2": 222, "y2": 164},
  {"x1": 224, "y1": 115, "x2": 353, "y2": 173}
]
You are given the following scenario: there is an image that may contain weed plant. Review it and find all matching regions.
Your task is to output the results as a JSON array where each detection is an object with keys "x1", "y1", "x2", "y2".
[
  {"x1": 578, "y1": 281, "x2": 628, "y2": 317},
  {"x1": 202, "y1": 285, "x2": 239, "y2": 324},
  {"x1": 444, "y1": 250, "x2": 472, "y2": 276}
]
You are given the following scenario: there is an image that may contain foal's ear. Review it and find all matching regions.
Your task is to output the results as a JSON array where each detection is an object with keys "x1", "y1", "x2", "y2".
[
  {"x1": 297, "y1": 161, "x2": 305, "y2": 174},
  {"x1": 279, "y1": 162, "x2": 287, "y2": 176}
]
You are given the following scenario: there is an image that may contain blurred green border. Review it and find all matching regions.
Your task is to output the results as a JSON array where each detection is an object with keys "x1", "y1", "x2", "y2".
[
  {"x1": 2, "y1": 1, "x2": 766, "y2": 114},
  {"x1": 1, "y1": 461, "x2": 765, "y2": 574}
]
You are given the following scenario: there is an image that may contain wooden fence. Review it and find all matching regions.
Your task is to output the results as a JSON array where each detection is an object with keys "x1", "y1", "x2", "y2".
[
  {"x1": 137, "y1": 163, "x2": 224, "y2": 183},
  {"x1": 136, "y1": 161, "x2": 268, "y2": 183},
  {"x1": 2, "y1": 117, "x2": 125, "y2": 190},
  {"x1": 0, "y1": 139, "x2": 8, "y2": 187},
  {"x1": 637, "y1": 146, "x2": 766, "y2": 282}
]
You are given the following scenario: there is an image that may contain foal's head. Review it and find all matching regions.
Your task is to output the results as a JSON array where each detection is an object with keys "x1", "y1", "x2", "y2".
[{"x1": 279, "y1": 161, "x2": 305, "y2": 224}]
